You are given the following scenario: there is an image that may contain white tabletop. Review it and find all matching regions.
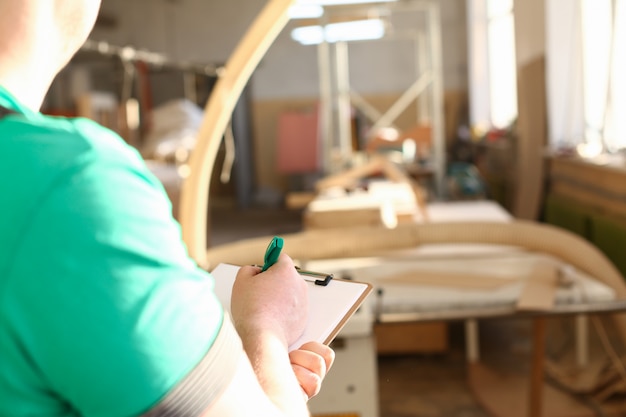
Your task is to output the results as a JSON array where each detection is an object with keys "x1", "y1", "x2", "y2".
[{"x1": 300, "y1": 200, "x2": 618, "y2": 322}]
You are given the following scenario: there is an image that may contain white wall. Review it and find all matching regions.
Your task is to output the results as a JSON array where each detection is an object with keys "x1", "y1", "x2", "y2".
[
  {"x1": 93, "y1": 0, "x2": 468, "y2": 100},
  {"x1": 95, "y1": 0, "x2": 266, "y2": 63},
  {"x1": 254, "y1": 0, "x2": 468, "y2": 99}
]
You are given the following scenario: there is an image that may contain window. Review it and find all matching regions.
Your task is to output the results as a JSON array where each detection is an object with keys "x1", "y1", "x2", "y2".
[
  {"x1": 547, "y1": 0, "x2": 626, "y2": 154},
  {"x1": 467, "y1": 0, "x2": 518, "y2": 131}
]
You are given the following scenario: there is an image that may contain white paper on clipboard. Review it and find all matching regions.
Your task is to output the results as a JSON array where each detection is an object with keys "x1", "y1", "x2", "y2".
[{"x1": 210, "y1": 263, "x2": 373, "y2": 351}]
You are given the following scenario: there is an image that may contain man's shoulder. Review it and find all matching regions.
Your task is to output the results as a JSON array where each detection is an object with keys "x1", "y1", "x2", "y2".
[
  {"x1": 0, "y1": 114, "x2": 162, "y2": 254},
  {"x1": 0, "y1": 113, "x2": 151, "y2": 196},
  {"x1": 1, "y1": 113, "x2": 137, "y2": 163}
]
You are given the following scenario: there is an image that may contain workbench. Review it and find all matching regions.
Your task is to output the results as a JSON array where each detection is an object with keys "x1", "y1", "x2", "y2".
[{"x1": 306, "y1": 201, "x2": 626, "y2": 417}]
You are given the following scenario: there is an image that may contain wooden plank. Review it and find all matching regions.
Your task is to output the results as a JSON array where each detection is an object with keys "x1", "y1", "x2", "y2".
[
  {"x1": 381, "y1": 160, "x2": 429, "y2": 221},
  {"x1": 383, "y1": 270, "x2": 517, "y2": 290},
  {"x1": 205, "y1": 221, "x2": 626, "y2": 299},
  {"x1": 513, "y1": 57, "x2": 547, "y2": 220},
  {"x1": 550, "y1": 156, "x2": 626, "y2": 198},
  {"x1": 303, "y1": 207, "x2": 384, "y2": 230},
  {"x1": 551, "y1": 180, "x2": 626, "y2": 218},
  {"x1": 516, "y1": 262, "x2": 559, "y2": 311},
  {"x1": 285, "y1": 191, "x2": 316, "y2": 210},
  {"x1": 315, "y1": 157, "x2": 385, "y2": 191},
  {"x1": 315, "y1": 157, "x2": 428, "y2": 221}
]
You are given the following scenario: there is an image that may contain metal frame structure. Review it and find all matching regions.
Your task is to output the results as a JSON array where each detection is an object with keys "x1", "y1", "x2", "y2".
[{"x1": 316, "y1": 0, "x2": 446, "y2": 196}]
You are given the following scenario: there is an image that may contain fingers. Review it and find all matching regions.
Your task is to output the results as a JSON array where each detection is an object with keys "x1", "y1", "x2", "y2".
[
  {"x1": 297, "y1": 342, "x2": 335, "y2": 373},
  {"x1": 231, "y1": 252, "x2": 308, "y2": 347},
  {"x1": 291, "y1": 362, "x2": 323, "y2": 399},
  {"x1": 289, "y1": 342, "x2": 336, "y2": 400},
  {"x1": 237, "y1": 264, "x2": 261, "y2": 278},
  {"x1": 289, "y1": 349, "x2": 327, "y2": 380},
  {"x1": 264, "y1": 253, "x2": 296, "y2": 275}
]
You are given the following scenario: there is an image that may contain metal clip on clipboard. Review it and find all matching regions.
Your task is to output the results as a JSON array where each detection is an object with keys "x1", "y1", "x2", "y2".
[
  {"x1": 296, "y1": 267, "x2": 334, "y2": 286},
  {"x1": 261, "y1": 236, "x2": 334, "y2": 286}
]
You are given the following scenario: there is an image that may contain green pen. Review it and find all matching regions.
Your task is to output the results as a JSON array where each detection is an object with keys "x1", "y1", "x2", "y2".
[
  {"x1": 260, "y1": 236, "x2": 333, "y2": 286},
  {"x1": 261, "y1": 236, "x2": 284, "y2": 272}
]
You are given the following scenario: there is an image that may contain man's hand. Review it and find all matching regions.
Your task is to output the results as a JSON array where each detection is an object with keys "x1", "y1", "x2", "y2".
[
  {"x1": 229, "y1": 253, "x2": 311, "y2": 416},
  {"x1": 231, "y1": 253, "x2": 308, "y2": 347},
  {"x1": 290, "y1": 342, "x2": 335, "y2": 400}
]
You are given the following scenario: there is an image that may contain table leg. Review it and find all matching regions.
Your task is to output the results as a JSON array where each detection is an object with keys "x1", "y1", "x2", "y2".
[
  {"x1": 465, "y1": 319, "x2": 480, "y2": 363},
  {"x1": 529, "y1": 317, "x2": 547, "y2": 417},
  {"x1": 575, "y1": 314, "x2": 589, "y2": 368}
]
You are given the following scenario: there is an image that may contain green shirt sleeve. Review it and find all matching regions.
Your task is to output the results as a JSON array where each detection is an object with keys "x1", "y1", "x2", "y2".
[{"x1": 5, "y1": 136, "x2": 225, "y2": 417}]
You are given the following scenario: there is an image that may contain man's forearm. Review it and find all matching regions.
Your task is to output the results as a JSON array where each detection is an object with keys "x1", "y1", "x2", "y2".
[{"x1": 240, "y1": 330, "x2": 310, "y2": 417}]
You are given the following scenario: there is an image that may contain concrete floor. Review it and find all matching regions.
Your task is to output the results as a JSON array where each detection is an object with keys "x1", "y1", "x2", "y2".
[
  {"x1": 377, "y1": 323, "x2": 490, "y2": 417},
  {"x1": 208, "y1": 203, "x2": 626, "y2": 417}
]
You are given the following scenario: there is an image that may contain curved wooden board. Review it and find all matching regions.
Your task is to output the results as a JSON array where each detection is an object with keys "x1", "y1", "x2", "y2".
[
  {"x1": 179, "y1": 0, "x2": 294, "y2": 266},
  {"x1": 203, "y1": 219, "x2": 626, "y2": 346}
]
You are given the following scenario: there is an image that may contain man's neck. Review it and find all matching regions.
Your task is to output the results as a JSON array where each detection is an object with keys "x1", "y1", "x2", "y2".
[
  {"x1": 0, "y1": 68, "x2": 53, "y2": 112},
  {"x1": 0, "y1": 4, "x2": 53, "y2": 111}
]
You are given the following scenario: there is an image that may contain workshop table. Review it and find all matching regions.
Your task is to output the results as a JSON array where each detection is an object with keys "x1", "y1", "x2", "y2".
[{"x1": 303, "y1": 239, "x2": 626, "y2": 417}]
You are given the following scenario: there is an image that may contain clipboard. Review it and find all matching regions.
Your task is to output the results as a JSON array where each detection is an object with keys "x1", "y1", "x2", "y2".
[{"x1": 210, "y1": 263, "x2": 373, "y2": 351}]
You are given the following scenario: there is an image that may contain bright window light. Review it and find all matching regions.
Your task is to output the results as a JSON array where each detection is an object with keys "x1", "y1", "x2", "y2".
[
  {"x1": 577, "y1": 141, "x2": 604, "y2": 159},
  {"x1": 291, "y1": 25, "x2": 325, "y2": 45},
  {"x1": 487, "y1": 0, "x2": 513, "y2": 18},
  {"x1": 487, "y1": 1, "x2": 517, "y2": 128},
  {"x1": 606, "y1": 0, "x2": 626, "y2": 152},
  {"x1": 579, "y1": 0, "x2": 626, "y2": 152},
  {"x1": 296, "y1": 0, "x2": 396, "y2": 5},
  {"x1": 325, "y1": 19, "x2": 385, "y2": 42},
  {"x1": 581, "y1": 0, "x2": 611, "y2": 145},
  {"x1": 467, "y1": 0, "x2": 518, "y2": 130},
  {"x1": 291, "y1": 19, "x2": 385, "y2": 45},
  {"x1": 289, "y1": 4, "x2": 324, "y2": 19}
]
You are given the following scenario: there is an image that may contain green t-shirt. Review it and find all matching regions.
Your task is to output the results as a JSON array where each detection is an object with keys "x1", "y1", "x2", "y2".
[{"x1": 0, "y1": 86, "x2": 229, "y2": 416}]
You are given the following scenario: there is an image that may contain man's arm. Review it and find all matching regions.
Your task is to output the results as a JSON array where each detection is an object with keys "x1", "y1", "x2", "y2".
[
  {"x1": 200, "y1": 333, "x2": 308, "y2": 416},
  {"x1": 227, "y1": 255, "x2": 312, "y2": 416},
  {"x1": 12, "y1": 140, "x2": 332, "y2": 416},
  {"x1": 200, "y1": 341, "x2": 334, "y2": 416},
  {"x1": 184, "y1": 255, "x2": 331, "y2": 417},
  {"x1": 140, "y1": 312, "x2": 334, "y2": 417}
]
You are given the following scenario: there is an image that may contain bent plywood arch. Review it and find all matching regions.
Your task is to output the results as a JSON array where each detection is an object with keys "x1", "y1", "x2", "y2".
[
  {"x1": 204, "y1": 220, "x2": 626, "y2": 345},
  {"x1": 179, "y1": 0, "x2": 294, "y2": 267}
]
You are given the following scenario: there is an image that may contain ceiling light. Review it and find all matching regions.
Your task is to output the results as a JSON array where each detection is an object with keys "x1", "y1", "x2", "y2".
[
  {"x1": 325, "y1": 19, "x2": 385, "y2": 42},
  {"x1": 291, "y1": 19, "x2": 385, "y2": 45},
  {"x1": 296, "y1": 0, "x2": 397, "y2": 5},
  {"x1": 291, "y1": 25, "x2": 326, "y2": 45},
  {"x1": 289, "y1": 4, "x2": 324, "y2": 19}
]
